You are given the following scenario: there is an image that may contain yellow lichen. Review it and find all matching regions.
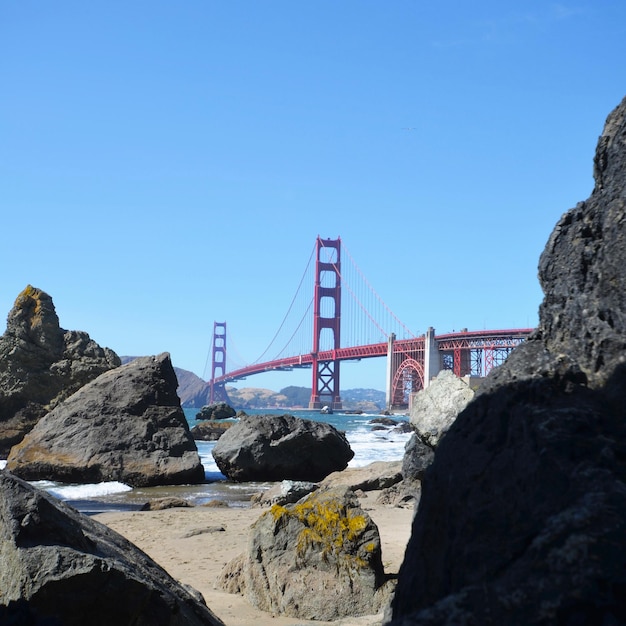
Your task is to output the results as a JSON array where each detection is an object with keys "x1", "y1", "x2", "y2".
[
  {"x1": 270, "y1": 504, "x2": 289, "y2": 521},
  {"x1": 271, "y1": 493, "x2": 373, "y2": 568}
]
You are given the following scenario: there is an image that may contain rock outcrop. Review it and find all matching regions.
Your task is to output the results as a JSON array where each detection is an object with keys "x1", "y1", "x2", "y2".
[
  {"x1": 195, "y1": 402, "x2": 236, "y2": 421},
  {"x1": 252, "y1": 461, "x2": 404, "y2": 507},
  {"x1": 0, "y1": 286, "x2": 120, "y2": 456},
  {"x1": 0, "y1": 470, "x2": 224, "y2": 626},
  {"x1": 251, "y1": 480, "x2": 319, "y2": 507},
  {"x1": 212, "y1": 413, "x2": 354, "y2": 482},
  {"x1": 389, "y1": 97, "x2": 626, "y2": 624},
  {"x1": 219, "y1": 486, "x2": 393, "y2": 620},
  {"x1": 190, "y1": 420, "x2": 233, "y2": 441},
  {"x1": 6, "y1": 353, "x2": 205, "y2": 487},
  {"x1": 378, "y1": 371, "x2": 474, "y2": 510},
  {"x1": 409, "y1": 370, "x2": 475, "y2": 448},
  {"x1": 320, "y1": 460, "x2": 403, "y2": 492}
]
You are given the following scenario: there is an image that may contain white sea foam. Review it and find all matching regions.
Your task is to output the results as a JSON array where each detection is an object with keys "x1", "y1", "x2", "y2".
[
  {"x1": 196, "y1": 440, "x2": 223, "y2": 477},
  {"x1": 347, "y1": 425, "x2": 411, "y2": 467},
  {"x1": 32, "y1": 480, "x2": 132, "y2": 500}
]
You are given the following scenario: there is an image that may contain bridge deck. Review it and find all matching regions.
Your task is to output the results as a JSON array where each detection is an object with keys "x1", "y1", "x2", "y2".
[{"x1": 212, "y1": 328, "x2": 533, "y2": 385}]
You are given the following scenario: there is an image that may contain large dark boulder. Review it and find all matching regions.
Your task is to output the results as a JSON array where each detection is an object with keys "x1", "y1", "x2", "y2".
[
  {"x1": 219, "y1": 485, "x2": 392, "y2": 620},
  {"x1": 0, "y1": 470, "x2": 224, "y2": 626},
  {"x1": 212, "y1": 413, "x2": 354, "y2": 482},
  {"x1": 0, "y1": 286, "x2": 120, "y2": 456},
  {"x1": 6, "y1": 353, "x2": 205, "y2": 487},
  {"x1": 389, "y1": 98, "x2": 626, "y2": 624}
]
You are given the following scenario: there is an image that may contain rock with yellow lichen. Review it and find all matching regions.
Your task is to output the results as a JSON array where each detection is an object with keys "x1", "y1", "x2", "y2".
[
  {"x1": 218, "y1": 485, "x2": 395, "y2": 620},
  {"x1": 0, "y1": 286, "x2": 120, "y2": 456}
]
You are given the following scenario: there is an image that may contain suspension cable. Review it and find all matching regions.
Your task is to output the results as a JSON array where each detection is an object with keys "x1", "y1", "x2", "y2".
[
  {"x1": 272, "y1": 297, "x2": 314, "y2": 359},
  {"x1": 318, "y1": 239, "x2": 415, "y2": 343},
  {"x1": 341, "y1": 241, "x2": 417, "y2": 339},
  {"x1": 252, "y1": 241, "x2": 316, "y2": 364}
]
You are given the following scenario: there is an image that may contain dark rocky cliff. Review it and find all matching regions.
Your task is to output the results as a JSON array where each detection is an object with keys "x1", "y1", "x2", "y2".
[{"x1": 390, "y1": 97, "x2": 626, "y2": 624}]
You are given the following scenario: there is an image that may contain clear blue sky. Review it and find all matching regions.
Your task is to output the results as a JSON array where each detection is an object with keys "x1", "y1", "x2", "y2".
[{"x1": 2, "y1": 2, "x2": 625, "y2": 392}]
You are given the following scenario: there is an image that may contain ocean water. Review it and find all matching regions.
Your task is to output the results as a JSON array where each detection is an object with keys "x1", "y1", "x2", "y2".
[{"x1": 1, "y1": 408, "x2": 412, "y2": 513}]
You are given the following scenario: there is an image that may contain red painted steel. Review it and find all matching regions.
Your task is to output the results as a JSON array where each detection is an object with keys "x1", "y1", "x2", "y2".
[
  {"x1": 211, "y1": 329, "x2": 533, "y2": 401},
  {"x1": 309, "y1": 236, "x2": 342, "y2": 409},
  {"x1": 209, "y1": 322, "x2": 229, "y2": 403},
  {"x1": 208, "y1": 229, "x2": 534, "y2": 408}
]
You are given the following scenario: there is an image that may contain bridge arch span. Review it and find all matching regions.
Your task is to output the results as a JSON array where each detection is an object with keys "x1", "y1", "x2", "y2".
[{"x1": 391, "y1": 357, "x2": 424, "y2": 408}]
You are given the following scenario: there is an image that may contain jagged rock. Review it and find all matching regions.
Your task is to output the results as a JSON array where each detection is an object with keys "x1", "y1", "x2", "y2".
[
  {"x1": 376, "y1": 480, "x2": 421, "y2": 508},
  {"x1": 140, "y1": 497, "x2": 193, "y2": 511},
  {"x1": 370, "y1": 417, "x2": 400, "y2": 427},
  {"x1": 320, "y1": 460, "x2": 403, "y2": 492},
  {"x1": 219, "y1": 486, "x2": 393, "y2": 620},
  {"x1": 212, "y1": 413, "x2": 354, "y2": 482},
  {"x1": 6, "y1": 353, "x2": 205, "y2": 487},
  {"x1": 393, "y1": 421, "x2": 414, "y2": 434},
  {"x1": 389, "y1": 372, "x2": 473, "y2": 510},
  {"x1": 371, "y1": 439, "x2": 430, "y2": 509},
  {"x1": 251, "y1": 480, "x2": 319, "y2": 507},
  {"x1": 190, "y1": 420, "x2": 233, "y2": 441},
  {"x1": 389, "y1": 97, "x2": 626, "y2": 625},
  {"x1": 402, "y1": 435, "x2": 435, "y2": 483},
  {"x1": 0, "y1": 470, "x2": 224, "y2": 626},
  {"x1": 195, "y1": 402, "x2": 236, "y2": 421},
  {"x1": 409, "y1": 370, "x2": 475, "y2": 448},
  {"x1": 0, "y1": 286, "x2": 120, "y2": 456},
  {"x1": 252, "y1": 462, "x2": 405, "y2": 507}
]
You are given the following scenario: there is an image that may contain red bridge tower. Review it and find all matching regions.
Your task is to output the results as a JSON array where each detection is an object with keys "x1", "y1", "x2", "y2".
[
  {"x1": 309, "y1": 236, "x2": 342, "y2": 410},
  {"x1": 209, "y1": 321, "x2": 229, "y2": 404}
]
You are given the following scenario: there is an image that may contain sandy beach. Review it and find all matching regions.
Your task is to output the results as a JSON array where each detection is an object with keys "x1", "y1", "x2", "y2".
[{"x1": 95, "y1": 491, "x2": 414, "y2": 626}]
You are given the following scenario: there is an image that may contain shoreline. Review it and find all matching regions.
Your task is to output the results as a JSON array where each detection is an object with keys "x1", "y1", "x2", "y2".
[{"x1": 95, "y1": 489, "x2": 414, "y2": 626}]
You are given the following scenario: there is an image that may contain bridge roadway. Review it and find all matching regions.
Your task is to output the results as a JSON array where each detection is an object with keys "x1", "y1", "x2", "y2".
[{"x1": 211, "y1": 328, "x2": 533, "y2": 398}]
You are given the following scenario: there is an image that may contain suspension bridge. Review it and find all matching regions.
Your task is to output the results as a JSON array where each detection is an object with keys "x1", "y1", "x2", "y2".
[{"x1": 207, "y1": 236, "x2": 532, "y2": 410}]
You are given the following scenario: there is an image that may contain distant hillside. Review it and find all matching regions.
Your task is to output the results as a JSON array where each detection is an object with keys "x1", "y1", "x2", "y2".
[
  {"x1": 174, "y1": 367, "x2": 212, "y2": 408},
  {"x1": 122, "y1": 358, "x2": 386, "y2": 411},
  {"x1": 226, "y1": 385, "x2": 385, "y2": 412}
]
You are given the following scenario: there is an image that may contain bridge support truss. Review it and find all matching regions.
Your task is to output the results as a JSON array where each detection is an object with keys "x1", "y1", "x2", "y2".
[
  {"x1": 386, "y1": 336, "x2": 425, "y2": 410},
  {"x1": 209, "y1": 321, "x2": 230, "y2": 404},
  {"x1": 385, "y1": 329, "x2": 529, "y2": 410},
  {"x1": 309, "y1": 236, "x2": 343, "y2": 410},
  {"x1": 436, "y1": 331, "x2": 524, "y2": 379}
]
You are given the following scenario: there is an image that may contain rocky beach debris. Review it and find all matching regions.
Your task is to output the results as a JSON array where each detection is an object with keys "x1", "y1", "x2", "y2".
[
  {"x1": 320, "y1": 460, "x2": 404, "y2": 492},
  {"x1": 190, "y1": 420, "x2": 234, "y2": 441},
  {"x1": 389, "y1": 97, "x2": 626, "y2": 624},
  {"x1": 6, "y1": 353, "x2": 205, "y2": 487},
  {"x1": 0, "y1": 285, "x2": 120, "y2": 456},
  {"x1": 0, "y1": 470, "x2": 224, "y2": 626},
  {"x1": 219, "y1": 485, "x2": 394, "y2": 620},
  {"x1": 251, "y1": 479, "x2": 320, "y2": 507},
  {"x1": 212, "y1": 412, "x2": 354, "y2": 482}
]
